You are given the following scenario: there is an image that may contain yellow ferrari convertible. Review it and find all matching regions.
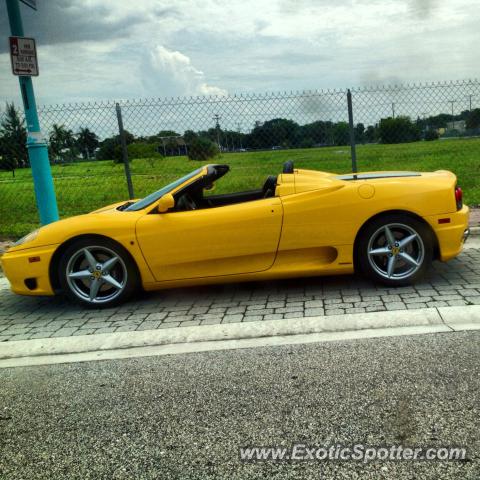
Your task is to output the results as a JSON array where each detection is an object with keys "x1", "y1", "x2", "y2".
[{"x1": 1, "y1": 162, "x2": 469, "y2": 307}]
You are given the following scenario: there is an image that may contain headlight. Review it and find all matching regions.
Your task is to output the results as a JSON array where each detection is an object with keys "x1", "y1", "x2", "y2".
[{"x1": 14, "y1": 229, "x2": 39, "y2": 246}]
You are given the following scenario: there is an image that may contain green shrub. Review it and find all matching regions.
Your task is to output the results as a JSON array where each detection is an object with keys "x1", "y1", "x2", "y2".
[
  {"x1": 379, "y1": 117, "x2": 421, "y2": 144},
  {"x1": 96, "y1": 130, "x2": 135, "y2": 162},
  {"x1": 187, "y1": 137, "x2": 219, "y2": 161},
  {"x1": 424, "y1": 129, "x2": 439, "y2": 141},
  {"x1": 112, "y1": 145, "x2": 123, "y2": 163},
  {"x1": 299, "y1": 138, "x2": 314, "y2": 148},
  {"x1": 127, "y1": 142, "x2": 163, "y2": 159}
]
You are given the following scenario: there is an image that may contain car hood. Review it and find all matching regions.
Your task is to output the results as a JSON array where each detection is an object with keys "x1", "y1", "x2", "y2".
[{"x1": 7, "y1": 207, "x2": 143, "y2": 252}]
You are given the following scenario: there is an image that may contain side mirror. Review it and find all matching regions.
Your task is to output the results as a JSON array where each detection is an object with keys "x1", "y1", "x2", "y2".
[{"x1": 157, "y1": 193, "x2": 175, "y2": 213}]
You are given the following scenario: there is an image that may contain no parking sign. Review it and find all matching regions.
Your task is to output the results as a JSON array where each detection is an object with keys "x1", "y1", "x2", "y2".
[{"x1": 9, "y1": 36, "x2": 38, "y2": 76}]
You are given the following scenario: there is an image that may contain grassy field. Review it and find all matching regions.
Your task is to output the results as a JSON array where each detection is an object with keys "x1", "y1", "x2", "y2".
[{"x1": 1, "y1": 137, "x2": 479, "y2": 239}]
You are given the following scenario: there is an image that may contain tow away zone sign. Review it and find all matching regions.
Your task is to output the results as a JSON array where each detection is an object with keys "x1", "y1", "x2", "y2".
[{"x1": 9, "y1": 36, "x2": 39, "y2": 76}]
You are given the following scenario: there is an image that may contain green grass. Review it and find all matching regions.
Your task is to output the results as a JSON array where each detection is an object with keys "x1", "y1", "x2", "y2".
[{"x1": 1, "y1": 137, "x2": 479, "y2": 239}]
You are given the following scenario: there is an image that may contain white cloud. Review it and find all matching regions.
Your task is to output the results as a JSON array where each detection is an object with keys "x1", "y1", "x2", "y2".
[{"x1": 144, "y1": 45, "x2": 227, "y2": 97}]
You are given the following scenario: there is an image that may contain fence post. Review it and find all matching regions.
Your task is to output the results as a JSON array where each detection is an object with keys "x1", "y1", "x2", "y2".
[
  {"x1": 347, "y1": 89, "x2": 358, "y2": 177},
  {"x1": 115, "y1": 103, "x2": 134, "y2": 199}
]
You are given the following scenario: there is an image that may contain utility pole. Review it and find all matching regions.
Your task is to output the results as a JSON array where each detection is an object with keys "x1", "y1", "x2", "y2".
[
  {"x1": 213, "y1": 114, "x2": 221, "y2": 150},
  {"x1": 421, "y1": 112, "x2": 428, "y2": 131},
  {"x1": 392, "y1": 102, "x2": 395, "y2": 119},
  {"x1": 448, "y1": 100, "x2": 456, "y2": 130},
  {"x1": 466, "y1": 94, "x2": 474, "y2": 111},
  {"x1": 237, "y1": 123, "x2": 243, "y2": 149},
  {"x1": 6, "y1": 0, "x2": 59, "y2": 225}
]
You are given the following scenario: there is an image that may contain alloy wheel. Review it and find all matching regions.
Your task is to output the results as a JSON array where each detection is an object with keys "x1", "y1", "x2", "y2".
[
  {"x1": 66, "y1": 246, "x2": 127, "y2": 304},
  {"x1": 367, "y1": 223, "x2": 425, "y2": 280}
]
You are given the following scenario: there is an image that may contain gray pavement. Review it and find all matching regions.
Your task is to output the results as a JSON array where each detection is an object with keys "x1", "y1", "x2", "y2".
[
  {"x1": 1, "y1": 248, "x2": 480, "y2": 343},
  {"x1": 0, "y1": 330, "x2": 478, "y2": 479}
]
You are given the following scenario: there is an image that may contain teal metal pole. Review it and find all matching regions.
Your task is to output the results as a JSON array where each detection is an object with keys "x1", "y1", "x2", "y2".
[{"x1": 6, "y1": 0, "x2": 59, "y2": 225}]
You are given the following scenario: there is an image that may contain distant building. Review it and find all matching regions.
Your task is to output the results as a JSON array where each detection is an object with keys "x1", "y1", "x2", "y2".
[{"x1": 446, "y1": 120, "x2": 466, "y2": 133}]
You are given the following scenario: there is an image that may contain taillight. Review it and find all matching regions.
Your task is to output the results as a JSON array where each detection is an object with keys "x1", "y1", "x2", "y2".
[{"x1": 455, "y1": 186, "x2": 463, "y2": 210}]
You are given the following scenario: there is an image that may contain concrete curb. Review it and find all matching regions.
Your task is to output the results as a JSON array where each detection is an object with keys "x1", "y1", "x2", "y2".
[
  {"x1": 470, "y1": 226, "x2": 480, "y2": 236},
  {"x1": 1, "y1": 306, "x2": 479, "y2": 368}
]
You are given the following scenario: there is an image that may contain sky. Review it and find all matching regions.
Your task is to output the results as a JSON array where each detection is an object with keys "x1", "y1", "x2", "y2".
[{"x1": 0, "y1": 0, "x2": 479, "y2": 106}]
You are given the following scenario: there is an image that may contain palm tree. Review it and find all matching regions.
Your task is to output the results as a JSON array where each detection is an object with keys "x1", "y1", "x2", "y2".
[
  {"x1": 49, "y1": 124, "x2": 75, "y2": 161},
  {"x1": 0, "y1": 102, "x2": 28, "y2": 174},
  {"x1": 76, "y1": 127, "x2": 99, "y2": 159}
]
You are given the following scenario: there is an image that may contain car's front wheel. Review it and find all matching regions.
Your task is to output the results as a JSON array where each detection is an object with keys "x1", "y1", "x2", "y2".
[
  {"x1": 357, "y1": 214, "x2": 433, "y2": 286},
  {"x1": 59, "y1": 238, "x2": 139, "y2": 307}
]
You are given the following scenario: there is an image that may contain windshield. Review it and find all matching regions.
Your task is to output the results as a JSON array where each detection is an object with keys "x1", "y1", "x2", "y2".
[{"x1": 124, "y1": 168, "x2": 203, "y2": 211}]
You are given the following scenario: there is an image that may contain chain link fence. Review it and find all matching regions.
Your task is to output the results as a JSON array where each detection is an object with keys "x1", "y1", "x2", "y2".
[{"x1": 1, "y1": 79, "x2": 479, "y2": 238}]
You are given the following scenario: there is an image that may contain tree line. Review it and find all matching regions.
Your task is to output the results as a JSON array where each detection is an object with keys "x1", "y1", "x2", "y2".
[
  {"x1": 92, "y1": 108, "x2": 480, "y2": 160},
  {"x1": 2, "y1": 101, "x2": 480, "y2": 173},
  {"x1": 0, "y1": 103, "x2": 100, "y2": 175}
]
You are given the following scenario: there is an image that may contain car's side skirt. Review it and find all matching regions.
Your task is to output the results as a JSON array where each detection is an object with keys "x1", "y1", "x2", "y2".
[{"x1": 142, "y1": 245, "x2": 354, "y2": 291}]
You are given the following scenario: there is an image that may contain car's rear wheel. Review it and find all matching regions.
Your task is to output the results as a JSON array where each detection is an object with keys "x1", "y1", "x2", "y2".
[
  {"x1": 59, "y1": 238, "x2": 139, "y2": 307},
  {"x1": 357, "y1": 214, "x2": 433, "y2": 286}
]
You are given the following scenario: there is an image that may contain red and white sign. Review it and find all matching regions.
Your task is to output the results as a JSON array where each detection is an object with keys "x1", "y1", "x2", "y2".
[{"x1": 9, "y1": 36, "x2": 39, "y2": 76}]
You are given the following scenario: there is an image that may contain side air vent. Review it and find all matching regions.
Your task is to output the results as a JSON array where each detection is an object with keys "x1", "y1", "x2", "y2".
[{"x1": 24, "y1": 278, "x2": 37, "y2": 290}]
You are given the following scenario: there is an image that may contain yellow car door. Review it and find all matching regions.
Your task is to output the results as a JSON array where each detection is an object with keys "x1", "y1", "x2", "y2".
[{"x1": 135, "y1": 197, "x2": 283, "y2": 281}]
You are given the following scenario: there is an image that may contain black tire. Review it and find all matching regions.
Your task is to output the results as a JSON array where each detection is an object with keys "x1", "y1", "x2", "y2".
[
  {"x1": 356, "y1": 214, "x2": 433, "y2": 286},
  {"x1": 58, "y1": 237, "x2": 139, "y2": 308}
]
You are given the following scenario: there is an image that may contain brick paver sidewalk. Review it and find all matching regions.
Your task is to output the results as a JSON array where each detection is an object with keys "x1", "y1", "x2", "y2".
[
  {"x1": 470, "y1": 207, "x2": 480, "y2": 227},
  {"x1": 1, "y1": 248, "x2": 479, "y2": 343}
]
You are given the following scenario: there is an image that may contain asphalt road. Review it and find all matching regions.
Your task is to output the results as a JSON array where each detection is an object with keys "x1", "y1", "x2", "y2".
[{"x1": 0, "y1": 332, "x2": 479, "y2": 479}]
